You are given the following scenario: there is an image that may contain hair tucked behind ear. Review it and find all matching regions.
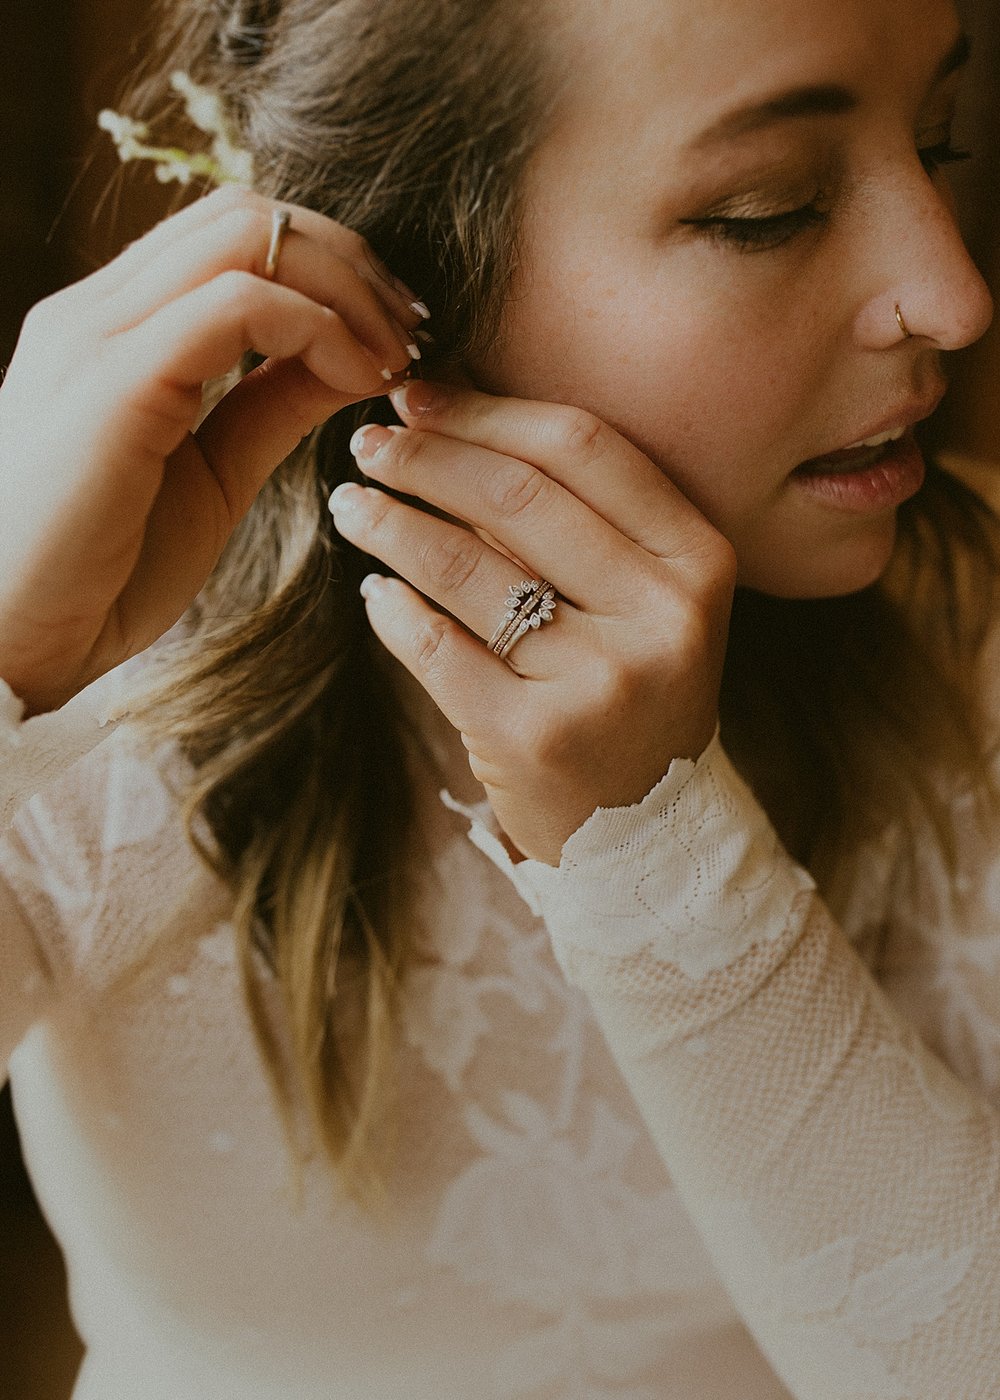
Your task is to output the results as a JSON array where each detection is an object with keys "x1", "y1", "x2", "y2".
[{"x1": 121, "y1": 0, "x2": 561, "y2": 1204}]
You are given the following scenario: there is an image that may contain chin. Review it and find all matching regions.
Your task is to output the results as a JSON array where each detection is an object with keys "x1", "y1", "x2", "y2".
[{"x1": 738, "y1": 520, "x2": 900, "y2": 599}]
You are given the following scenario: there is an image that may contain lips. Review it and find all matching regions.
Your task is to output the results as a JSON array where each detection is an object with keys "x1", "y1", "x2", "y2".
[
  {"x1": 791, "y1": 431, "x2": 926, "y2": 513},
  {"x1": 795, "y1": 439, "x2": 900, "y2": 476},
  {"x1": 795, "y1": 387, "x2": 948, "y2": 475}
]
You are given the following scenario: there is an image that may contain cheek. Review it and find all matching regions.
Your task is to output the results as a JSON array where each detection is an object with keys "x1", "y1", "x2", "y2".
[{"x1": 483, "y1": 260, "x2": 822, "y2": 531}]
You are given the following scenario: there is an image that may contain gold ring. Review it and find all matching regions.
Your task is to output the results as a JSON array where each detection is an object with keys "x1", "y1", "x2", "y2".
[
  {"x1": 894, "y1": 303, "x2": 912, "y2": 340},
  {"x1": 264, "y1": 209, "x2": 292, "y2": 281}
]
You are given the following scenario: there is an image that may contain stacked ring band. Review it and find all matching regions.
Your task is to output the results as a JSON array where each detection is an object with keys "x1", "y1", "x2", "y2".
[{"x1": 488, "y1": 578, "x2": 558, "y2": 660}]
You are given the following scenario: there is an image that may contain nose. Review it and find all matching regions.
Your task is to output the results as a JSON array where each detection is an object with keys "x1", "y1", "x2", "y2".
[{"x1": 856, "y1": 171, "x2": 994, "y2": 351}]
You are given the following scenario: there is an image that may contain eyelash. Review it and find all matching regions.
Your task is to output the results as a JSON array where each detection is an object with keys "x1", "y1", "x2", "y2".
[{"x1": 689, "y1": 140, "x2": 973, "y2": 253}]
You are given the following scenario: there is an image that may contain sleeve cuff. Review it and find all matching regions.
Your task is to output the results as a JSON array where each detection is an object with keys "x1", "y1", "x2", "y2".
[{"x1": 444, "y1": 731, "x2": 815, "y2": 982}]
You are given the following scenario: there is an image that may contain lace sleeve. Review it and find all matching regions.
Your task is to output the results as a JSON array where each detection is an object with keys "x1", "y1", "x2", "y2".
[
  {"x1": 0, "y1": 673, "x2": 128, "y2": 1076},
  {"x1": 0, "y1": 675, "x2": 129, "y2": 831},
  {"x1": 463, "y1": 734, "x2": 1000, "y2": 1399}
]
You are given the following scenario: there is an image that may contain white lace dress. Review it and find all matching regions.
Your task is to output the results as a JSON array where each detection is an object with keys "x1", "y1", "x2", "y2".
[{"x1": 1, "y1": 650, "x2": 999, "y2": 1400}]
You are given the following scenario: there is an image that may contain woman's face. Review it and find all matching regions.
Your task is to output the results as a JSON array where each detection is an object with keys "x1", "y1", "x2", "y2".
[{"x1": 473, "y1": 0, "x2": 993, "y2": 598}]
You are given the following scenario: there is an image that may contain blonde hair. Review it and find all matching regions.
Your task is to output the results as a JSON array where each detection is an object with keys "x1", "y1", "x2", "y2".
[
  {"x1": 123, "y1": 0, "x2": 560, "y2": 1204},
  {"x1": 122, "y1": 0, "x2": 1000, "y2": 1202}
]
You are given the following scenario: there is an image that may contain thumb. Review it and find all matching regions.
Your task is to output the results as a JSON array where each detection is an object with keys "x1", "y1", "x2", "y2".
[{"x1": 195, "y1": 356, "x2": 397, "y2": 520}]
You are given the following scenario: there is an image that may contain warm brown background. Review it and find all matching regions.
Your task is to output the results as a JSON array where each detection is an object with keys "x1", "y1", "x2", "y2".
[{"x1": 2, "y1": 3, "x2": 1000, "y2": 1397}]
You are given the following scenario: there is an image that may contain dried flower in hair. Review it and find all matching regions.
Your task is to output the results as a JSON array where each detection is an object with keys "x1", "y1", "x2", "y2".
[{"x1": 98, "y1": 72, "x2": 254, "y2": 187}]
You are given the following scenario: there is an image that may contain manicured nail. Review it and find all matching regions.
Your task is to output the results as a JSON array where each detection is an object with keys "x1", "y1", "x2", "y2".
[
  {"x1": 390, "y1": 379, "x2": 441, "y2": 418},
  {"x1": 327, "y1": 481, "x2": 364, "y2": 515},
  {"x1": 349, "y1": 424, "x2": 397, "y2": 461},
  {"x1": 410, "y1": 300, "x2": 431, "y2": 320},
  {"x1": 360, "y1": 573, "x2": 388, "y2": 601},
  {"x1": 380, "y1": 367, "x2": 394, "y2": 381},
  {"x1": 406, "y1": 343, "x2": 422, "y2": 361}
]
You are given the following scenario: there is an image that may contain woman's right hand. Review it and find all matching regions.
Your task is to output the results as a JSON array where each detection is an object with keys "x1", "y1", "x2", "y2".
[{"x1": 0, "y1": 185, "x2": 423, "y2": 715}]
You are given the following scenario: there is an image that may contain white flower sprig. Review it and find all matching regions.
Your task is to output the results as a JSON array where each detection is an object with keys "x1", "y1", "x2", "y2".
[{"x1": 98, "y1": 71, "x2": 254, "y2": 187}]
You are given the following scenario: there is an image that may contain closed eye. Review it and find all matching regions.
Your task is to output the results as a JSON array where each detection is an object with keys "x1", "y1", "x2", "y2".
[{"x1": 681, "y1": 202, "x2": 830, "y2": 252}]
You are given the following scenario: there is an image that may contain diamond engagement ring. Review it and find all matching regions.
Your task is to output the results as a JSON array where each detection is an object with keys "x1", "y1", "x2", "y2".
[{"x1": 488, "y1": 579, "x2": 558, "y2": 661}]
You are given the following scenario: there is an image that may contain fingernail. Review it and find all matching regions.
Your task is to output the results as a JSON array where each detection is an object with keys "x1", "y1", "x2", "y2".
[
  {"x1": 349, "y1": 424, "x2": 396, "y2": 461},
  {"x1": 406, "y1": 342, "x2": 422, "y2": 361},
  {"x1": 328, "y1": 481, "x2": 364, "y2": 514},
  {"x1": 410, "y1": 300, "x2": 431, "y2": 320},
  {"x1": 389, "y1": 379, "x2": 441, "y2": 418},
  {"x1": 360, "y1": 573, "x2": 388, "y2": 601}
]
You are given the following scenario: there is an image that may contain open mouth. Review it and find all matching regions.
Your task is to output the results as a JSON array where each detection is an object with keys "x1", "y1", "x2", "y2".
[
  {"x1": 790, "y1": 429, "x2": 925, "y2": 512},
  {"x1": 793, "y1": 426, "x2": 907, "y2": 477}
]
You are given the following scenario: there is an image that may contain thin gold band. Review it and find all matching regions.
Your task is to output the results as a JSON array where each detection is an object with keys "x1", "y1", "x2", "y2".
[{"x1": 264, "y1": 209, "x2": 292, "y2": 281}]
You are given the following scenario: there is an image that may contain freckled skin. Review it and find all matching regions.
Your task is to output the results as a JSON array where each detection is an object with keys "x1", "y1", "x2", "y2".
[{"x1": 473, "y1": 0, "x2": 992, "y2": 599}]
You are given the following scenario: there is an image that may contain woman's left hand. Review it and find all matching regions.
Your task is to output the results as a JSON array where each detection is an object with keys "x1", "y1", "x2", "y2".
[{"x1": 329, "y1": 380, "x2": 737, "y2": 864}]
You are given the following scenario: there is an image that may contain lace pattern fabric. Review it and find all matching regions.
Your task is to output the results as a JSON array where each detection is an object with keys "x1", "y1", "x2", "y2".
[
  {"x1": 3, "y1": 657, "x2": 1000, "y2": 1397},
  {"x1": 460, "y1": 731, "x2": 1000, "y2": 1398},
  {"x1": 0, "y1": 674, "x2": 129, "y2": 832}
]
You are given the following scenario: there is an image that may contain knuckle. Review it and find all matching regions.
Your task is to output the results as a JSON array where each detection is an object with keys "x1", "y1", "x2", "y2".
[
  {"x1": 548, "y1": 406, "x2": 606, "y2": 460},
  {"x1": 384, "y1": 426, "x2": 424, "y2": 473},
  {"x1": 350, "y1": 236, "x2": 381, "y2": 271},
  {"x1": 422, "y1": 533, "x2": 482, "y2": 592},
  {"x1": 686, "y1": 526, "x2": 739, "y2": 592},
  {"x1": 665, "y1": 608, "x2": 707, "y2": 664},
  {"x1": 710, "y1": 536, "x2": 739, "y2": 591},
  {"x1": 207, "y1": 183, "x2": 263, "y2": 216},
  {"x1": 361, "y1": 486, "x2": 394, "y2": 532},
  {"x1": 219, "y1": 206, "x2": 266, "y2": 262},
  {"x1": 413, "y1": 617, "x2": 451, "y2": 673},
  {"x1": 649, "y1": 592, "x2": 718, "y2": 669},
  {"x1": 487, "y1": 459, "x2": 547, "y2": 519}
]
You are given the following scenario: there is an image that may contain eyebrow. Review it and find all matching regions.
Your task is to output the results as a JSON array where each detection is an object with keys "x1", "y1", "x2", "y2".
[{"x1": 688, "y1": 30, "x2": 972, "y2": 149}]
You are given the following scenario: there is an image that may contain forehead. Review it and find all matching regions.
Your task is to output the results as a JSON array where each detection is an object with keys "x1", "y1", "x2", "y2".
[{"x1": 545, "y1": 0, "x2": 961, "y2": 119}]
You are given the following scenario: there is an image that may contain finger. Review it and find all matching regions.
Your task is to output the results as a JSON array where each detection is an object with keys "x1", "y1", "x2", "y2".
[
  {"x1": 9, "y1": 278, "x2": 390, "y2": 606},
  {"x1": 196, "y1": 358, "x2": 399, "y2": 519},
  {"x1": 328, "y1": 480, "x2": 571, "y2": 672},
  {"x1": 389, "y1": 380, "x2": 719, "y2": 562},
  {"x1": 356, "y1": 573, "x2": 521, "y2": 734},
  {"x1": 88, "y1": 187, "x2": 427, "y2": 334},
  {"x1": 349, "y1": 422, "x2": 647, "y2": 614},
  {"x1": 73, "y1": 185, "x2": 250, "y2": 302},
  {"x1": 98, "y1": 211, "x2": 418, "y2": 379},
  {"x1": 108, "y1": 271, "x2": 393, "y2": 490}
]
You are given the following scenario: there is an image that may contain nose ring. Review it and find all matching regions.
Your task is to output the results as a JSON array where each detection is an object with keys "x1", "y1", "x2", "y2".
[{"x1": 895, "y1": 303, "x2": 912, "y2": 340}]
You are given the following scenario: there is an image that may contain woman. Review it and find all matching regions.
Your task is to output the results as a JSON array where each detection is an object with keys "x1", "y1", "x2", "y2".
[{"x1": 1, "y1": 0, "x2": 999, "y2": 1395}]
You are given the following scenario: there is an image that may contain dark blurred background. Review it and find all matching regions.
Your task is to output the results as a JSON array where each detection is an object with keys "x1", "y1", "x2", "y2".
[{"x1": 2, "y1": 2, "x2": 1000, "y2": 1397}]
